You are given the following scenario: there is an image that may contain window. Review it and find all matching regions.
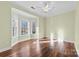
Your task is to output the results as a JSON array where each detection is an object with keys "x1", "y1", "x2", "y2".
[{"x1": 20, "y1": 20, "x2": 28, "y2": 35}]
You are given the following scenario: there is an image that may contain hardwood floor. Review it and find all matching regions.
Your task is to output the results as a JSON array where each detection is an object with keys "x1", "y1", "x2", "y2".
[
  {"x1": 0, "y1": 49, "x2": 11, "y2": 57},
  {"x1": 0, "y1": 39, "x2": 78, "y2": 57}
]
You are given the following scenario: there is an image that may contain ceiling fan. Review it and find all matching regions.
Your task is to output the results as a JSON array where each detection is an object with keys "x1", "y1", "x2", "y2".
[
  {"x1": 42, "y1": 1, "x2": 51, "y2": 12},
  {"x1": 31, "y1": 1, "x2": 54, "y2": 13}
]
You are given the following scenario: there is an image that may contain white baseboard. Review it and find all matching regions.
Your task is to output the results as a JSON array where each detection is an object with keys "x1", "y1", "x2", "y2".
[
  {"x1": 11, "y1": 39, "x2": 30, "y2": 47},
  {"x1": 11, "y1": 37, "x2": 43, "y2": 47},
  {"x1": 0, "y1": 47, "x2": 11, "y2": 52},
  {"x1": 64, "y1": 40, "x2": 74, "y2": 43}
]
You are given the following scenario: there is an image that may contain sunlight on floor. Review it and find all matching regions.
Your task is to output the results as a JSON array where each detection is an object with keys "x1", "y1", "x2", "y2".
[
  {"x1": 57, "y1": 29, "x2": 64, "y2": 52},
  {"x1": 35, "y1": 27, "x2": 41, "y2": 56},
  {"x1": 50, "y1": 33, "x2": 54, "y2": 47}
]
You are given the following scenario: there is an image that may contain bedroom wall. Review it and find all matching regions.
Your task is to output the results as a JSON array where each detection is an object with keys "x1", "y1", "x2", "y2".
[{"x1": 46, "y1": 11, "x2": 75, "y2": 42}]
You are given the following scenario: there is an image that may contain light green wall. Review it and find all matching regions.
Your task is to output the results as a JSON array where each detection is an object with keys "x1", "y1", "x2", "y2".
[
  {"x1": 39, "y1": 18, "x2": 46, "y2": 38},
  {"x1": 75, "y1": 2, "x2": 79, "y2": 54},
  {"x1": 46, "y1": 11, "x2": 75, "y2": 41},
  {"x1": 0, "y1": 2, "x2": 11, "y2": 50}
]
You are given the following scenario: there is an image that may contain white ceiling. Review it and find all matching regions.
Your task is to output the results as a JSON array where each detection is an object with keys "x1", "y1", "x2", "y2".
[{"x1": 11, "y1": 1, "x2": 77, "y2": 17}]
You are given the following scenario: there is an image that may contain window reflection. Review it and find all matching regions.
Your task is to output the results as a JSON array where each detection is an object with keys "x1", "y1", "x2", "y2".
[
  {"x1": 57, "y1": 29, "x2": 64, "y2": 52},
  {"x1": 50, "y1": 33, "x2": 54, "y2": 47},
  {"x1": 57, "y1": 29, "x2": 64, "y2": 43}
]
